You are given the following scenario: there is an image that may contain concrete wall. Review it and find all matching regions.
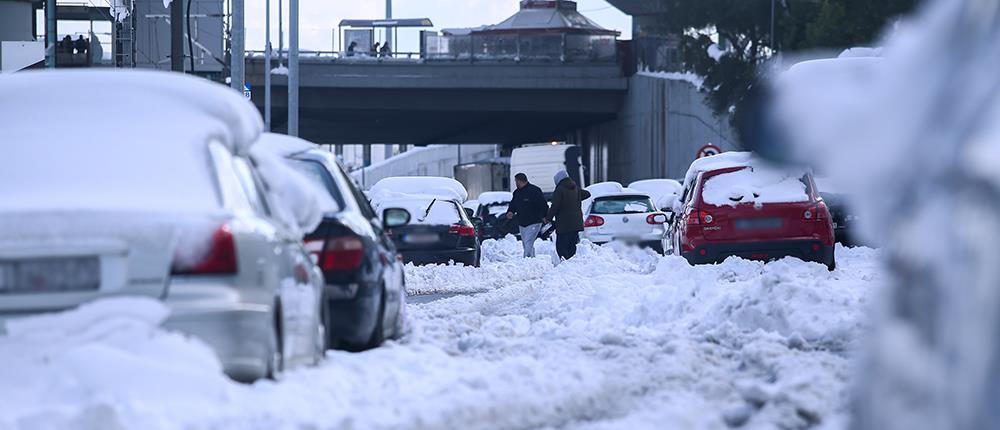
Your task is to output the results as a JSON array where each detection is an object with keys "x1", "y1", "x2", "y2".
[
  {"x1": 573, "y1": 73, "x2": 737, "y2": 184},
  {"x1": 134, "y1": 0, "x2": 224, "y2": 72},
  {"x1": 0, "y1": 1, "x2": 34, "y2": 42}
]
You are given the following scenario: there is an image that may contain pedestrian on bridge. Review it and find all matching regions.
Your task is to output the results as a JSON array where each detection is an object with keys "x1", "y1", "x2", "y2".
[
  {"x1": 506, "y1": 173, "x2": 547, "y2": 258},
  {"x1": 547, "y1": 170, "x2": 590, "y2": 261}
]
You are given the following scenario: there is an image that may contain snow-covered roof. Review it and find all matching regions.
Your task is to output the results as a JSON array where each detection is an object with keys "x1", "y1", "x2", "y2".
[
  {"x1": 255, "y1": 132, "x2": 317, "y2": 158},
  {"x1": 1, "y1": 69, "x2": 263, "y2": 157},
  {"x1": 682, "y1": 152, "x2": 755, "y2": 188},
  {"x1": 369, "y1": 176, "x2": 469, "y2": 204},
  {"x1": 0, "y1": 70, "x2": 264, "y2": 215},
  {"x1": 477, "y1": 0, "x2": 619, "y2": 36},
  {"x1": 478, "y1": 191, "x2": 513, "y2": 206}
]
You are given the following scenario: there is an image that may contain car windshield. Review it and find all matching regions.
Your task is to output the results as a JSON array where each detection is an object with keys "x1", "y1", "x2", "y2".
[
  {"x1": 287, "y1": 159, "x2": 346, "y2": 211},
  {"x1": 485, "y1": 204, "x2": 509, "y2": 216},
  {"x1": 701, "y1": 167, "x2": 811, "y2": 207},
  {"x1": 591, "y1": 196, "x2": 654, "y2": 214}
]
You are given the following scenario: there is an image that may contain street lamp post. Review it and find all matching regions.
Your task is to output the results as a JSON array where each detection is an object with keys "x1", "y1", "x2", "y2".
[
  {"x1": 264, "y1": 0, "x2": 271, "y2": 130},
  {"x1": 288, "y1": 0, "x2": 299, "y2": 136}
]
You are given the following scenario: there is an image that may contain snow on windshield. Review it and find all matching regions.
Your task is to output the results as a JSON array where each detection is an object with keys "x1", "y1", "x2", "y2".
[
  {"x1": 701, "y1": 167, "x2": 810, "y2": 207},
  {"x1": 377, "y1": 198, "x2": 461, "y2": 226}
]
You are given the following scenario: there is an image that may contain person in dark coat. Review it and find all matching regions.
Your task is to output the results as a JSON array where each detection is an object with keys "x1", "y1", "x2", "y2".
[
  {"x1": 506, "y1": 173, "x2": 548, "y2": 257},
  {"x1": 546, "y1": 170, "x2": 590, "y2": 260},
  {"x1": 347, "y1": 41, "x2": 357, "y2": 56},
  {"x1": 74, "y1": 35, "x2": 89, "y2": 56}
]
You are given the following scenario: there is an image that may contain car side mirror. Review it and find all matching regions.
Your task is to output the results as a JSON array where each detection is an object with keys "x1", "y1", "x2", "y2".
[
  {"x1": 463, "y1": 207, "x2": 475, "y2": 219},
  {"x1": 671, "y1": 199, "x2": 683, "y2": 214},
  {"x1": 382, "y1": 208, "x2": 411, "y2": 229}
]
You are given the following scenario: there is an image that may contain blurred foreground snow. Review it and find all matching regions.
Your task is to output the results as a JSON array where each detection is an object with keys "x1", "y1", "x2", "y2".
[{"x1": 0, "y1": 237, "x2": 881, "y2": 429}]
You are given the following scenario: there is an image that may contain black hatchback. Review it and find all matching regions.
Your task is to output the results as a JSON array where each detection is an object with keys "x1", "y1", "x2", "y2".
[
  {"x1": 377, "y1": 197, "x2": 481, "y2": 267},
  {"x1": 283, "y1": 149, "x2": 407, "y2": 351}
]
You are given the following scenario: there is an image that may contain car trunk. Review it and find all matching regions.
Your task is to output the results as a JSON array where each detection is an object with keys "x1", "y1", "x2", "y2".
[
  {"x1": 0, "y1": 212, "x2": 220, "y2": 313},
  {"x1": 391, "y1": 224, "x2": 470, "y2": 251},
  {"x1": 590, "y1": 212, "x2": 659, "y2": 238},
  {"x1": 699, "y1": 202, "x2": 818, "y2": 242}
]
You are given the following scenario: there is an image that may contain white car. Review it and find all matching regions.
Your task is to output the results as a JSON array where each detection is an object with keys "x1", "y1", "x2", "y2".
[
  {"x1": 0, "y1": 70, "x2": 328, "y2": 382},
  {"x1": 581, "y1": 182, "x2": 670, "y2": 254}
]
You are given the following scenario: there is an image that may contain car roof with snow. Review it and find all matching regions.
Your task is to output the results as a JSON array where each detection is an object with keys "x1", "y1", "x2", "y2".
[
  {"x1": 1, "y1": 70, "x2": 263, "y2": 156},
  {"x1": 682, "y1": 152, "x2": 755, "y2": 188},
  {"x1": 585, "y1": 182, "x2": 651, "y2": 199},
  {"x1": 477, "y1": 191, "x2": 512, "y2": 206},
  {"x1": 369, "y1": 176, "x2": 469, "y2": 204}
]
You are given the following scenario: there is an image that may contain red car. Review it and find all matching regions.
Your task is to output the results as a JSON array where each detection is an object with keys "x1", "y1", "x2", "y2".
[{"x1": 671, "y1": 155, "x2": 836, "y2": 270}]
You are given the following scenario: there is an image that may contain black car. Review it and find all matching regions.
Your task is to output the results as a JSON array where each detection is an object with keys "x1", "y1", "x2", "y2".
[
  {"x1": 284, "y1": 149, "x2": 407, "y2": 351},
  {"x1": 821, "y1": 191, "x2": 858, "y2": 246},
  {"x1": 470, "y1": 201, "x2": 519, "y2": 241},
  {"x1": 378, "y1": 197, "x2": 482, "y2": 267}
]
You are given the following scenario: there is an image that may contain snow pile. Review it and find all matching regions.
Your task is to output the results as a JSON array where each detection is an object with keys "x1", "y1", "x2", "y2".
[
  {"x1": 477, "y1": 191, "x2": 512, "y2": 206},
  {"x1": 250, "y1": 135, "x2": 340, "y2": 235},
  {"x1": 701, "y1": 166, "x2": 810, "y2": 207},
  {"x1": 404, "y1": 236, "x2": 558, "y2": 295},
  {"x1": 0, "y1": 298, "x2": 238, "y2": 430},
  {"x1": 369, "y1": 176, "x2": 469, "y2": 204}
]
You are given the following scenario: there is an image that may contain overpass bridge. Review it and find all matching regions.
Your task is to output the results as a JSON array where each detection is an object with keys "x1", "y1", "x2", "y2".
[{"x1": 245, "y1": 57, "x2": 628, "y2": 145}]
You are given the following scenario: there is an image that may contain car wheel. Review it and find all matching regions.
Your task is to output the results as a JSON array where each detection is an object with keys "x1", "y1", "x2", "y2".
[
  {"x1": 267, "y1": 301, "x2": 285, "y2": 380},
  {"x1": 826, "y1": 255, "x2": 837, "y2": 271}
]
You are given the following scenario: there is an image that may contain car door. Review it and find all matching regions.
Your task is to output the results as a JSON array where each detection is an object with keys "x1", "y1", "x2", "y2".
[{"x1": 234, "y1": 156, "x2": 322, "y2": 367}]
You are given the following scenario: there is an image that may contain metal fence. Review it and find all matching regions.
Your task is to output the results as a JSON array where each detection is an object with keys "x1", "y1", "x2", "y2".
[{"x1": 423, "y1": 33, "x2": 617, "y2": 63}]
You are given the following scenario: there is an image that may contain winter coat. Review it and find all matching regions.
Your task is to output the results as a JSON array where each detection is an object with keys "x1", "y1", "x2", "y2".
[
  {"x1": 547, "y1": 178, "x2": 591, "y2": 233},
  {"x1": 508, "y1": 183, "x2": 547, "y2": 227}
]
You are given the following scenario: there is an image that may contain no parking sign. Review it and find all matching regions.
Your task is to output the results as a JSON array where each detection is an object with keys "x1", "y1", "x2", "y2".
[{"x1": 697, "y1": 144, "x2": 722, "y2": 159}]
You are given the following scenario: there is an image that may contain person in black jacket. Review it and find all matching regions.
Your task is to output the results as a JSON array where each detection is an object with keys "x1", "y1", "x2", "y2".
[
  {"x1": 505, "y1": 173, "x2": 548, "y2": 257},
  {"x1": 546, "y1": 170, "x2": 590, "y2": 260}
]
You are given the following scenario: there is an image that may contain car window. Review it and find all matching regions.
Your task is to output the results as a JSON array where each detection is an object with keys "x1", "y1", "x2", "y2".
[
  {"x1": 331, "y1": 163, "x2": 378, "y2": 220},
  {"x1": 591, "y1": 196, "x2": 654, "y2": 214},
  {"x1": 288, "y1": 159, "x2": 346, "y2": 210},
  {"x1": 233, "y1": 157, "x2": 272, "y2": 217},
  {"x1": 208, "y1": 141, "x2": 254, "y2": 214}
]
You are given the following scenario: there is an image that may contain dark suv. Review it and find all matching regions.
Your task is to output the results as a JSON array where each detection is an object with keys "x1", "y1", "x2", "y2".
[{"x1": 284, "y1": 149, "x2": 407, "y2": 351}]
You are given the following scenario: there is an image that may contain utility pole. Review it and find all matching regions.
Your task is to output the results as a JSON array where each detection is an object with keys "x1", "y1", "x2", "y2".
[
  {"x1": 170, "y1": 0, "x2": 184, "y2": 72},
  {"x1": 230, "y1": 0, "x2": 245, "y2": 92},
  {"x1": 278, "y1": 0, "x2": 283, "y2": 66},
  {"x1": 770, "y1": 0, "x2": 776, "y2": 51},
  {"x1": 288, "y1": 0, "x2": 299, "y2": 136},
  {"x1": 45, "y1": 0, "x2": 57, "y2": 68},
  {"x1": 264, "y1": 0, "x2": 271, "y2": 130},
  {"x1": 385, "y1": 0, "x2": 392, "y2": 50}
]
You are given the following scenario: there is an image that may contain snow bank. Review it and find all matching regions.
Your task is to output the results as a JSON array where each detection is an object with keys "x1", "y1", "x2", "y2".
[{"x1": 0, "y1": 298, "x2": 238, "y2": 430}]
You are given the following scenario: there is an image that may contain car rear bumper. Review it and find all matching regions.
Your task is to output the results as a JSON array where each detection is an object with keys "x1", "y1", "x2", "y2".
[
  {"x1": 681, "y1": 239, "x2": 834, "y2": 268},
  {"x1": 584, "y1": 231, "x2": 665, "y2": 244},
  {"x1": 400, "y1": 248, "x2": 477, "y2": 266},
  {"x1": 163, "y1": 301, "x2": 273, "y2": 383},
  {"x1": 325, "y1": 282, "x2": 380, "y2": 346}
]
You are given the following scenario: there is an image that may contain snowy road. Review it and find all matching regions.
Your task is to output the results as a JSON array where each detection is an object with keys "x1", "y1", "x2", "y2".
[{"x1": 0, "y1": 237, "x2": 882, "y2": 430}]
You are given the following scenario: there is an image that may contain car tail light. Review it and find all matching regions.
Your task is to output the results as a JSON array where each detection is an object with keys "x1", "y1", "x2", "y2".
[
  {"x1": 805, "y1": 202, "x2": 830, "y2": 221},
  {"x1": 449, "y1": 224, "x2": 476, "y2": 237},
  {"x1": 584, "y1": 215, "x2": 605, "y2": 228},
  {"x1": 647, "y1": 213, "x2": 668, "y2": 224},
  {"x1": 320, "y1": 236, "x2": 365, "y2": 271},
  {"x1": 686, "y1": 210, "x2": 713, "y2": 225},
  {"x1": 172, "y1": 225, "x2": 237, "y2": 275}
]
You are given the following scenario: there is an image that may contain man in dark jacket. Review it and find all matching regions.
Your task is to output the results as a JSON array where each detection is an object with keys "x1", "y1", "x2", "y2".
[
  {"x1": 506, "y1": 173, "x2": 548, "y2": 257},
  {"x1": 546, "y1": 170, "x2": 590, "y2": 260}
]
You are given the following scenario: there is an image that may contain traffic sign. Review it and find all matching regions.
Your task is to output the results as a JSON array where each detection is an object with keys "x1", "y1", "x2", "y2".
[
  {"x1": 243, "y1": 84, "x2": 252, "y2": 100},
  {"x1": 697, "y1": 144, "x2": 722, "y2": 159}
]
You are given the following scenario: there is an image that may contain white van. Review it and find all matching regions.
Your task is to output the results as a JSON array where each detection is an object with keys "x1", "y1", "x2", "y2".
[{"x1": 509, "y1": 144, "x2": 586, "y2": 196}]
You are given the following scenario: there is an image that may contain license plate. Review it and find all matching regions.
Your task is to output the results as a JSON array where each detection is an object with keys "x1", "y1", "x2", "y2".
[
  {"x1": 403, "y1": 233, "x2": 439, "y2": 244},
  {"x1": 0, "y1": 257, "x2": 101, "y2": 294},
  {"x1": 734, "y1": 218, "x2": 784, "y2": 230},
  {"x1": 616, "y1": 236, "x2": 642, "y2": 243}
]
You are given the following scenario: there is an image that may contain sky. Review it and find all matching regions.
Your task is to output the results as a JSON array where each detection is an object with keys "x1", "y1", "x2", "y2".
[{"x1": 244, "y1": 0, "x2": 631, "y2": 53}]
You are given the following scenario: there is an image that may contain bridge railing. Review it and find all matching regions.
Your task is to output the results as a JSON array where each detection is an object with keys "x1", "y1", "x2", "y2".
[{"x1": 423, "y1": 33, "x2": 617, "y2": 63}]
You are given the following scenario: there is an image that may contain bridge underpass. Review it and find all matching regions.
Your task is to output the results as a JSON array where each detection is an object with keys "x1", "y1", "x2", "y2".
[{"x1": 246, "y1": 58, "x2": 627, "y2": 145}]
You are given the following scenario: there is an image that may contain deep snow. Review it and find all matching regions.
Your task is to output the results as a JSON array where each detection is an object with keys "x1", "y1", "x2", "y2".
[{"x1": 0, "y1": 236, "x2": 881, "y2": 430}]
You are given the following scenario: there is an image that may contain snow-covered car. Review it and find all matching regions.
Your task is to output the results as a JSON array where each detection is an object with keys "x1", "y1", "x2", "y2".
[
  {"x1": 581, "y1": 182, "x2": 670, "y2": 254},
  {"x1": 628, "y1": 179, "x2": 683, "y2": 219},
  {"x1": 470, "y1": 191, "x2": 519, "y2": 240},
  {"x1": 671, "y1": 152, "x2": 836, "y2": 270},
  {"x1": 0, "y1": 70, "x2": 327, "y2": 382},
  {"x1": 258, "y1": 133, "x2": 407, "y2": 351},
  {"x1": 370, "y1": 177, "x2": 481, "y2": 267}
]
